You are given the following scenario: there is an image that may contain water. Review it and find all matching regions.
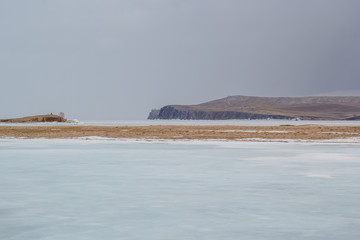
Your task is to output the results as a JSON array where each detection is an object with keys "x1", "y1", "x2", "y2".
[{"x1": 1, "y1": 139, "x2": 360, "y2": 239}]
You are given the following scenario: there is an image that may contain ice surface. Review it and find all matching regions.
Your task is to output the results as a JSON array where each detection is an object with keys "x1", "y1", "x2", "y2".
[{"x1": 1, "y1": 139, "x2": 360, "y2": 239}]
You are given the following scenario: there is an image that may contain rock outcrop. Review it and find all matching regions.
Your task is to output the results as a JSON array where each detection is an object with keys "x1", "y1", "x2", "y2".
[
  {"x1": 154, "y1": 106, "x2": 293, "y2": 120},
  {"x1": 147, "y1": 109, "x2": 160, "y2": 120},
  {"x1": 148, "y1": 95, "x2": 360, "y2": 120},
  {"x1": 0, "y1": 114, "x2": 67, "y2": 123}
]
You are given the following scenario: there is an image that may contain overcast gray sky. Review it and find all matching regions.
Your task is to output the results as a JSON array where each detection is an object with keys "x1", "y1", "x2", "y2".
[{"x1": 1, "y1": 0, "x2": 360, "y2": 120}]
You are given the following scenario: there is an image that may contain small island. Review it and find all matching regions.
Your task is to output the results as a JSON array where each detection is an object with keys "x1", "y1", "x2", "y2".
[{"x1": 0, "y1": 114, "x2": 67, "y2": 123}]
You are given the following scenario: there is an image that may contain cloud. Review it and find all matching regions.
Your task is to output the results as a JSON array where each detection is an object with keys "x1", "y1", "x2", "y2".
[{"x1": 1, "y1": 0, "x2": 360, "y2": 119}]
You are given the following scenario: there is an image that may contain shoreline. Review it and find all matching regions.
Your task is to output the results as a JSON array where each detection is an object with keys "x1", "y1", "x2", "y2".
[{"x1": 1, "y1": 125, "x2": 360, "y2": 143}]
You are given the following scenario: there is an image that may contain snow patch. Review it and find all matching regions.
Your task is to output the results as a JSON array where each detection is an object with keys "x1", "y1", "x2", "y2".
[{"x1": 304, "y1": 173, "x2": 333, "y2": 179}]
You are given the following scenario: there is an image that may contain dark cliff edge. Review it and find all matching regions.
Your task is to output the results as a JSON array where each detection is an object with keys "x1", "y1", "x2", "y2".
[
  {"x1": 148, "y1": 96, "x2": 360, "y2": 120},
  {"x1": 152, "y1": 106, "x2": 294, "y2": 120},
  {"x1": 147, "y1": 109, "x2": 160, "y2": 120}
]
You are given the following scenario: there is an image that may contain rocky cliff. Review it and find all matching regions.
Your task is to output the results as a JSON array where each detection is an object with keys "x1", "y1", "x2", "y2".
[
  {"x1": 147, "y1": 109, "x2": 160, "y2": 120},
  {"x1": 148, "y1": 96, "x2": 360, "y2": 120},
  {"x1": 154, "y1": 106, "x2": 293, "y2": 120}
]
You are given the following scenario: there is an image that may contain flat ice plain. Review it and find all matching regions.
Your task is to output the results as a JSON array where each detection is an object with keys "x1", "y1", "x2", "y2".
[{"x1": 1, "y1": 137, "x2": 360, "y2": 240}]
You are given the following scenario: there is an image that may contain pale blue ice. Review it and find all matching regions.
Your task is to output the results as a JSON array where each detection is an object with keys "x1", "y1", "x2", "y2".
[{"x1": 1, "y1": 139, "x2": 360, "y2": 239}]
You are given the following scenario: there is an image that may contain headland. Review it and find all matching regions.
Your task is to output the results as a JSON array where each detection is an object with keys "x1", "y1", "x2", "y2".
[{"x1": 149, "y1": 95, "x2": 360, "y2": 120}]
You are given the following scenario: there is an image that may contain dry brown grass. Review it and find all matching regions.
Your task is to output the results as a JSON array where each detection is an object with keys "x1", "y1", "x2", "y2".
[{"x1": 1, "y1": 125, "x2": 360, "y2": 141}]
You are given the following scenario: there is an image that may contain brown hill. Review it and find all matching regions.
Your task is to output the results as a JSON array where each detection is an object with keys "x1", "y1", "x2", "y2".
[
  {"x1": 0, "y1": 114, "x2": 67, "y2": 123},
  {"x1": 148, "y1": 96, "x2": 360, "y2": 120}
]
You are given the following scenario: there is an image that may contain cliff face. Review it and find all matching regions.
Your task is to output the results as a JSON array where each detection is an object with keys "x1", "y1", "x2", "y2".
[
  {"x1": 0, "y1": 115, "x2": 67, "y2": 123},
  {"x1": 148, "y1": 96, "x2": 360, "y2": 120},
  {"x1": 154, "y1": 106, "x2": 293, "y2": 120},
  {"x1": 147, "y1": 109, "x2": 160, "y2": 120}
]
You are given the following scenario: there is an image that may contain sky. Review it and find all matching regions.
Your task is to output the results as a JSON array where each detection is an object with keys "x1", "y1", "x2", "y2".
[{"x1": 1, "y1": 0, "x2": 360, "y2": 120}]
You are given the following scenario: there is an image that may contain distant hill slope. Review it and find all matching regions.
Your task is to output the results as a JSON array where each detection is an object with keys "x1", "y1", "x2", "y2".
[
  {"x1": 0, "y1": 114, "x2": 67, "y2": 123},
  {"x1": 148, "y1": 96, "x2": 360, "y2": 120}
]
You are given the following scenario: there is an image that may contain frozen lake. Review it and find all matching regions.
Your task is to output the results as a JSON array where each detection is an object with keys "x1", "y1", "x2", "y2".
[{"x1": 1, "y1": 139, "x2": 360, "y2": 239}]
